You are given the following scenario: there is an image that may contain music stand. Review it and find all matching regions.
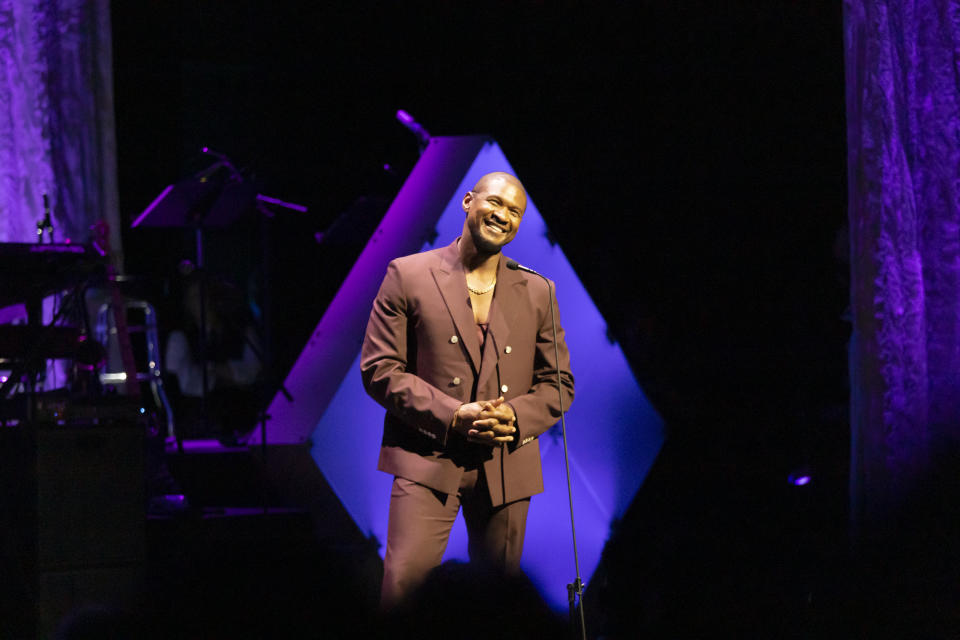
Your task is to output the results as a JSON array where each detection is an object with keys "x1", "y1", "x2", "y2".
[
  {"x1": 132, "y1": 163, "x2": 255, "y2": 446},
  {"x1": 132, "y1": 159, "x2": 302, "y2": 467}
]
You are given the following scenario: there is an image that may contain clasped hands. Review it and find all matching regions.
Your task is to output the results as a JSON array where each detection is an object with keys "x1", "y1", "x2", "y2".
[{"x1": 452, "y1": 396, "x2": 516, "y2": 446}]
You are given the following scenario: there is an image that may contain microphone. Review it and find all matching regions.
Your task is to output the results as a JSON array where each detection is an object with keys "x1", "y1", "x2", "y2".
[
  {"x1": 505, "y1": 259, "x2": 542, "y2": 276},
  {"x1": 395, "y1": 109, "x2": 431, "y2": 151},
  {"x1": 201, "y1": 146, "x2": 228, "y2": 161},
  {"x1": 198, "y1": 146, "x2": 241, "y2": 180}
]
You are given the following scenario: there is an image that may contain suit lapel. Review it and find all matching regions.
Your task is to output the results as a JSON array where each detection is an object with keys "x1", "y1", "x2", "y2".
[{"x1": 432, "y1": 241, "x2": 482, "y2": 372}]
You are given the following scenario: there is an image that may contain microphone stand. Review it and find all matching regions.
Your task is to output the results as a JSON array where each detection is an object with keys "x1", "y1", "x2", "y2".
[
  {"x1": 506, "y1": 259, "x2": 586, "y2": 640},
  {"x1": 253, "y1": 195, "x2": 305, "y2": 456}
]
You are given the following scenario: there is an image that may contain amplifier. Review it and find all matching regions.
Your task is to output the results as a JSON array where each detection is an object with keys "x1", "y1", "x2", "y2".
[{"x1": 0, "y1": 419, "x2": 145, "y2": 637}]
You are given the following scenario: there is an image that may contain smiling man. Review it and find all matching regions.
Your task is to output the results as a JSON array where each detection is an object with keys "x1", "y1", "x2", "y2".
[{"x1": 361, "y1": 171, "x2": 575, "y2": 609}]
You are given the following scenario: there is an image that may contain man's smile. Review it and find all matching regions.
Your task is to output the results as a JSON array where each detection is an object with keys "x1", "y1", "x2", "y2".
[{"x1": 484, "y1": 220, "x2": 508, "y2": 234}]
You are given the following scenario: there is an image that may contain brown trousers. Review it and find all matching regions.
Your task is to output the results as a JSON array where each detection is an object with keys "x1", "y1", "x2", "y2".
[{"x1": 379, "y1": 467, "x2": 530, "y2": 610}]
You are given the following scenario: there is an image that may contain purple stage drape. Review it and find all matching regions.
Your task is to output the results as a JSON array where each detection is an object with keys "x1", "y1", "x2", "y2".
[
  {"x1": 0, "y1": 0, "x2": 120, "y2": 251},
  {"x1": 846, "y1": 0, "x2": 960, "y2": 535}
]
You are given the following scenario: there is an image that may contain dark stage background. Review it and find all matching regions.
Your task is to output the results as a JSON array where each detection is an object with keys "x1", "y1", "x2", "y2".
[{"x1": 112, "y1": 2, "x2": 848, "y2": 635}]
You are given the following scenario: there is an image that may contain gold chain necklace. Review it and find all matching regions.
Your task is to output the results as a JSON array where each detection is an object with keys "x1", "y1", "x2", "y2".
[{"x1": 466, "y1": 279, "x2": 496, "y2": 295}]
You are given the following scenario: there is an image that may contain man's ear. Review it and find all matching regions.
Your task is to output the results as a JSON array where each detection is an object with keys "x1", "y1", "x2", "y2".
[{"x1": 462, "y1": 190, "x2": 474, "y2": 213}]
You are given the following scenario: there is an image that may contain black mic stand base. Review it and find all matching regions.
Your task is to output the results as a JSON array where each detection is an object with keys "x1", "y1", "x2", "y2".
[{"x1": 568, "y1": 577, "x2": 586, "y2": 638}]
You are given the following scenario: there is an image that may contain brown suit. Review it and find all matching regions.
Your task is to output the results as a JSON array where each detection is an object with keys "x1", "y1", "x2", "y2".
[
  {"x1": 361, "y1": 238, "x2": 575, "y2": 505},
  {"x1": 361, "y1": 238, "x2": 574, "y2": 606}
]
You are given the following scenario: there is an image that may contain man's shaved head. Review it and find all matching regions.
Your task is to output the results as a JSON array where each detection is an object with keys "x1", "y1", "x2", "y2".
[{"x1": 471, "y1": 172, "x2": 526, "y2": 200}]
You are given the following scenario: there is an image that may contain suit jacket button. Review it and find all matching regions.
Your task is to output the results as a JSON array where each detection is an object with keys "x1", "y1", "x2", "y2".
[
  {"x1": 500, "y1": 384, "x2": 509, "y2": 393},
  {"x1": 453, "y1": 377, "x2": 461, "y2": 385},
  {"x1": 450, "y1": 335, "x2": 459, "y2": 344},
  {"x1": 504, "y1": 345, "x2": 512, "y2": 354}
]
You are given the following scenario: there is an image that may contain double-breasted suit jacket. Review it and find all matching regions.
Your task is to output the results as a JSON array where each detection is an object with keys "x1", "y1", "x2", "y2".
[{"x1": 361, "y1": 239, "x2": 575, "y2": 507}]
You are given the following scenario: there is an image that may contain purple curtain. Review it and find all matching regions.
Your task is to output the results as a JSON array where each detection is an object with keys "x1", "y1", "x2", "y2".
[
  {"x1": 846, "y1": 0, "x2": 960, "y2": 535},
  {"x1": 0, "y1": 0, "x2": 119, "y2": 251}
]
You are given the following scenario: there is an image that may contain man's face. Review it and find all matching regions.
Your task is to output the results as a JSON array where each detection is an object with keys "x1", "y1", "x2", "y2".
[{"x1": 462, "y1": 175, "x2": 527, "y2": 254}]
